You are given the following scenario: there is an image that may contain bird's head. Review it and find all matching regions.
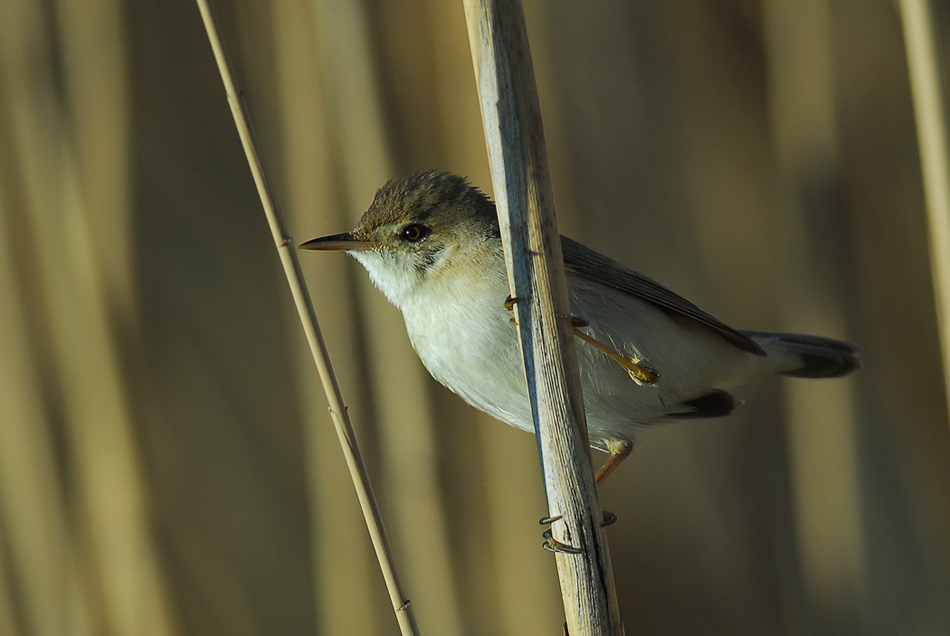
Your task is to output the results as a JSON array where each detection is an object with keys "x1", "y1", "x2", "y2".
[{"x1": 301, "y1": 171, "x2": 500, "y2": 308}]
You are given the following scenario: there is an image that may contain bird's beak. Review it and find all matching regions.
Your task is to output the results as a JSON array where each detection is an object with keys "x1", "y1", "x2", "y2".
[{"x1": 299, "y1": 232, "x2": 377, "y2": 251}]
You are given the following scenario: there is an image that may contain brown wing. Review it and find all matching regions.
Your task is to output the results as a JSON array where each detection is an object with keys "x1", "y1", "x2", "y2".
[{"x1": 560, "y1": 236, "x2": 766, "y2": 356}]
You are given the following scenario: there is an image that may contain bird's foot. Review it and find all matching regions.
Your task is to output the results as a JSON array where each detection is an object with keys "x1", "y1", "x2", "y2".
[
  {"x1": 505, "y1": 295, "x2": 521, "y2": 324},
  {"x1": 601, "y1": 511, "x2": 618, "y2": 527},
  {"x1": 540, "y1": 515, "x2": 583, "y2": 553},
  {"x1": 624, "y1": 357, "x2": 659, "y2": 386}
]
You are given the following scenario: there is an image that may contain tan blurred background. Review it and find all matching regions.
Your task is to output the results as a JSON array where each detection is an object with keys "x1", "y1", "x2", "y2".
[{"x1": 1, "y1": 0, "x2": 949, "y2": 634}]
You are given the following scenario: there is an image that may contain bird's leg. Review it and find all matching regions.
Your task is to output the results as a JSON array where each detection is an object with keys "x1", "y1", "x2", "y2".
[
  {"x1": 595, "y1": 439, "x2": 634, "y2": 485},
  {"x1": 571, "y1": 325, "x2": 659, "y2": 386},
  {"x1": 595, "y1": 440, "x2": 633, "y2": 525}
]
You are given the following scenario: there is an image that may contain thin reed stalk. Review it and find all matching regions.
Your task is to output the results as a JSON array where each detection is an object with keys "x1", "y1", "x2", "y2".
[
  {"x1": 899, "y1": 0, "x2": 950, "y2": 432},
  {"x1": 462, "y1": 0, "x2": 624, "y2": 633},
  {"x1": 194, "y1": 2, "x2": 418, "y2": 634}
]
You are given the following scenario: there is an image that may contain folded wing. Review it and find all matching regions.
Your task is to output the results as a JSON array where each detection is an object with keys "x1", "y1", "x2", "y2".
[{"x1": 560, "y1": 236, "x2": 766, "y2": 356}]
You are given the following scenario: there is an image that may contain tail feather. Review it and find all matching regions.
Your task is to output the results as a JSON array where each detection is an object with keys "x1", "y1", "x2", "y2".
[{"x1": 742, "y1": 331, "x2": 861, "y2": 379}]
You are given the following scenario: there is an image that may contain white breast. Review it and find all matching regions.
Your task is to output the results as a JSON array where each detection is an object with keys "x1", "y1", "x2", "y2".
[{"x1": 400, "y1": 263, "x2": 537, "y2": 434}]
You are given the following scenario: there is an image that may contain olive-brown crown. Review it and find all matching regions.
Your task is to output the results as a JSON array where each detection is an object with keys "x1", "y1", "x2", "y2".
[{"x1": 351, "y1": 170, "x2": 499, "y2": 243}]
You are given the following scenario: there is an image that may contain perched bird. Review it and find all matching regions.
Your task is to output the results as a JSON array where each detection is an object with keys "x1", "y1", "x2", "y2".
[{"x1": 301, "y1": 170, "x2": 860, "y2": 482}]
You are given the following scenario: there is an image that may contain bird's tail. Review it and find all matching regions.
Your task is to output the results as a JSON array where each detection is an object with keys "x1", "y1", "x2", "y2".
[{"x1": 742, "y1": 331, "x2": 861, "y2": 379}]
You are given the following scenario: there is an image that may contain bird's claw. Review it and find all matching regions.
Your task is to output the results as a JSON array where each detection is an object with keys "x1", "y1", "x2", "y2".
[
  {"x1": 542, "y1": 529, "x2": 583, "y2": 554},
  {"x1": 539, "y1": 514, "x2": 563, "y2": 526},
  {"x1": 601, "y1": 511, "x2": 618, "y2": 527},
  {"x1": 567, "y1": 314, "x2": 590, "y2": 328}
]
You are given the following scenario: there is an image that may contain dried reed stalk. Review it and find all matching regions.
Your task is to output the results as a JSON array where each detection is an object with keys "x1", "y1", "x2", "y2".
[
  {"x1": 194, "y1": 2, "x2": 418, "y2": 634},
  {"x1": 899, "y1": 0, "x2": 950, "y2": 432},
  {"x1": 462, "y1": 0, "x2": 624, "y2": 633}
]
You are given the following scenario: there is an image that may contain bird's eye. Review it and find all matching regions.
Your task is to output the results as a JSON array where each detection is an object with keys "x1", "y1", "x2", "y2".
[{"x1": 400, "y1": 224, "x2": 428, "y2": 243}]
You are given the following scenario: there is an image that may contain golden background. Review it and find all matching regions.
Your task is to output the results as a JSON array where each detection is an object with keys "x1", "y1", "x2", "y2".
[{"x1": 0, "y1": 0, "x2": 948, "y2": 634}]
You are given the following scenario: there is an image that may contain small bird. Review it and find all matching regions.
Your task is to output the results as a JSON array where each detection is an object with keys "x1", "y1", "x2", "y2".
[{"x1": 302, "y1": 170, "x2": 860, "y2": 483}]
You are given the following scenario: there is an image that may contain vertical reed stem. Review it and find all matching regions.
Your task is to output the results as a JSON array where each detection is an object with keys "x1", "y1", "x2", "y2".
[
  {"x1": 899, "y1": 0, "x2": 950, "y2": 433},
  {"x1": 462, "y1": 0, "x2": 624, "y2": 633},
  {"x1": 194, "y1": 2, "x2": 419, "y2": 634}
]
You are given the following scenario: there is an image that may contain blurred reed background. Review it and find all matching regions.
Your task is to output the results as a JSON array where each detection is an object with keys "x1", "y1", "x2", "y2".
[{"x1": 0, "y1": 0, "x2": 948, "y2": 634}]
